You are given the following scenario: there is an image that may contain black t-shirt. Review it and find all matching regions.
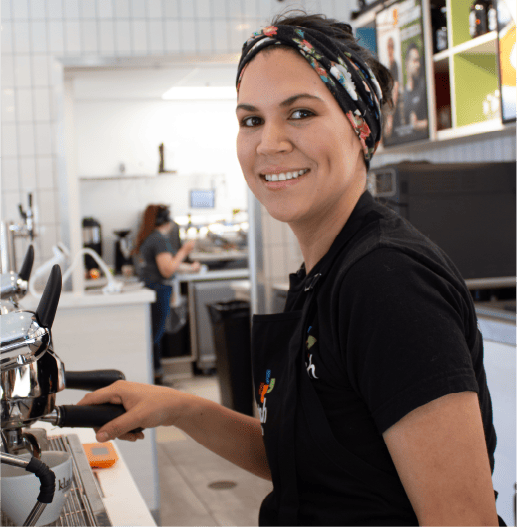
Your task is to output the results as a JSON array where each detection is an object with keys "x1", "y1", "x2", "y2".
[
  {"x1": 137, "y1": 230, "x2": 173, "y2": 285},
  {"x1": 285, "y1": 191, "x2": 496, "y2": 482}
]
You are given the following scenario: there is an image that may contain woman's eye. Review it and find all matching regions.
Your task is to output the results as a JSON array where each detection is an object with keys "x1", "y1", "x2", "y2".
[
  {"x1": 291, "y1": 109, "x2": 314, "y2": 120},
  {"x1": 242, "y1": 116, "x2": 262, "y2": 127}
]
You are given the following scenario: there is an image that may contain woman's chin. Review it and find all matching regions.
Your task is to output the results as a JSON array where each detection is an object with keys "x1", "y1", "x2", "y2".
[{"x1": 264, "y1": 207, "x2": 297, "y2": 225}]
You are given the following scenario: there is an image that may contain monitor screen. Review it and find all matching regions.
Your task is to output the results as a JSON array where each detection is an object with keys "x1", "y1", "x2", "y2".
[{"x1": 190, "y1": 189, "x2": 215, "y2": 208}]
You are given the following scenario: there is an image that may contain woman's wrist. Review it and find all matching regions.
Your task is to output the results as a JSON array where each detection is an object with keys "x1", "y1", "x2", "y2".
[{"x1": 171, "y1": 392, "x2": 207, "y2": 431}]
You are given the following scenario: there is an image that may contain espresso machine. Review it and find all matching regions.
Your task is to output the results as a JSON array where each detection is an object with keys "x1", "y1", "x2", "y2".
[{"x1": 1, "y1": 264, "x2": 137, "y2": 525}]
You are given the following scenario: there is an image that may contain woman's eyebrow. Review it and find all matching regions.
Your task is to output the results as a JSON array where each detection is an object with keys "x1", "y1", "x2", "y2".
[{"x1": 236, "y1": 93, "x2": 324, "y2": 113}]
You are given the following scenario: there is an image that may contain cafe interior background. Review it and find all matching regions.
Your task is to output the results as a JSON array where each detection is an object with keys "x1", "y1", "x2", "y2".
[{"x1": 0, "y1": 0, "x2": 515, "y2": 525}]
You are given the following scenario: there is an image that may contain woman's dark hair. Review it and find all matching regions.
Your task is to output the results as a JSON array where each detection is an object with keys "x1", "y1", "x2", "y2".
[
  {"x1": 267, "y1": 9, "x2": 394, "y2": 109},
  {"x1": 132, "y1": 204, "x2": 169, "y2": 254}
]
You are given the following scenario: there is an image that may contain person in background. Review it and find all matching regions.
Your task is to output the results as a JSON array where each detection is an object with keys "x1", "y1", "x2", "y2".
[
  {"x1": 133, "y1": 205, "x2": 200, "y2": 384},
  {"x1": 80, "y1": 10, "x2": 503, "y2": 526},
  {"x1": 383, "y1": 36, "x2": 401, "y2": 138},
  {"x1": 403, "y1": 41, "x2": 428, "y2": 135}
]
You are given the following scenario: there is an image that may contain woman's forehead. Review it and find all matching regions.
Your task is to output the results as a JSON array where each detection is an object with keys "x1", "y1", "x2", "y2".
[{"x1": 237, "y1": 48, "x2": 328, "y2": 104}]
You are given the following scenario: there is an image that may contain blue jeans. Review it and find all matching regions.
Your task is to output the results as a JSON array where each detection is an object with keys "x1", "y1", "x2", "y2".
[{"x1": 146, "y1": 282, "x2": 172, "y2": 375}]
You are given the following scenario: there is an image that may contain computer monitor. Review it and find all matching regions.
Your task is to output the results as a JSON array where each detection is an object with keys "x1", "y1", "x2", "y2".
[{"x1": 190, "y1": 189, "x2": 215, "y2": 209}]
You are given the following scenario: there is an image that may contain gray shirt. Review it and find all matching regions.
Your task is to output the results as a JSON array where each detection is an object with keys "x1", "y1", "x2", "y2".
[{"x1": 136, "y1": 230, "x2": 173, "y2": 285}]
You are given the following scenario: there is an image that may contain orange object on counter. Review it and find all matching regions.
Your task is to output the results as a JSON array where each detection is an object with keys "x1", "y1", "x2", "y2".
[
  {"x1": 83, "y1": 442, "x2": 118, "y2": 468},
  {"x1": 89, "y1": 268, "x2": 101, "y2": 280}
]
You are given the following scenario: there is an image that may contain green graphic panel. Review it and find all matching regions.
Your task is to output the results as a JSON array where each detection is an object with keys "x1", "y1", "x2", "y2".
[
  {"x1": 450, "y1": 0, "x2": 475, "y2": 47},
  {"x1": 454, "y1": 53, "x2": 498, "y2": 127}
]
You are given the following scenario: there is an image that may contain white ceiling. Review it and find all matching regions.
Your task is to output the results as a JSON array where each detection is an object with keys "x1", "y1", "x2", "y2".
[{"x1": 72, "y1": 64, "x2": 239, "y2": 100}]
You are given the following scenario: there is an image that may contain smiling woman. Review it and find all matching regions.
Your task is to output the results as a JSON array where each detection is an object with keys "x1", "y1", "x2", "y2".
[
  {"x1": 236, "y1": 50, "x2": 370, "y2": 268},
  {"x1": 77, "y1": 9, "x2": 504, "y2": 527}
]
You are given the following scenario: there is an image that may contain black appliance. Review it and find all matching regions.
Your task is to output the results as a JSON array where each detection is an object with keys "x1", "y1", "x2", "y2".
[
  {"x1": 113, "y1": 230, "x2": 133, "y2": 274},
  {"x1": 82, "y1": 217, "x2": 102, "y2": 271},
  {"x1": 368, "y1": 161, "x2": 516, "y2": 282}
]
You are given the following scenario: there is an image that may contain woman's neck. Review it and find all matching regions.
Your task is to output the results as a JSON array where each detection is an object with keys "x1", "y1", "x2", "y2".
[
  {"x1": 156, "y1": 224, "x2": 170, "y2": 235},
  {"x1": 290, "y1": 183, "x2": 365, "y2": 275}
]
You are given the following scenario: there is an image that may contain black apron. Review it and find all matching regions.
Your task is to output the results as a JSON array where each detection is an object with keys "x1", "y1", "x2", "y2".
[{"x1": 251, "y1": 251, "x2": 420, "y2": 526}]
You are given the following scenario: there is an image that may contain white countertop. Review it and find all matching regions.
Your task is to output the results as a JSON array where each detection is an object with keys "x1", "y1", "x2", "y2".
[
  {"x1": 20, "y1": 288, "x2": 155, "y2": 310},
  {"x1": 189, "y1": 250, "x2": 248, "y2": 262},
  {"x1": 175, "y1": 268, "x2": 250, "y2": 282},
  {"x1": 36, "y1": 423, "x2": 157, "y2": 526}
]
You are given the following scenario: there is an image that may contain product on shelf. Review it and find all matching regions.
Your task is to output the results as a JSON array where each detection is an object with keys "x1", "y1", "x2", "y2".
[
  {"x1": 431, "y1": 5, "x2": 448, "y2": 52},
  {"x1": 469, "y1": 0, "x2": 497, "y2": 38}
]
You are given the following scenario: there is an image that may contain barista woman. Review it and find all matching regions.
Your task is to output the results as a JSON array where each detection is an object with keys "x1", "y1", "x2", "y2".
[
  {"x1": 79, "y1": 11, "x2": 503, "y2": 526},
  {"x1": 133, "y1": 205, "x2": 199, "y2": 384}
]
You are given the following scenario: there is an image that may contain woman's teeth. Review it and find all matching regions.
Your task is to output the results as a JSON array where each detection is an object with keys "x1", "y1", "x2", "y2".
[{"x1": 264, "y1": 169, "x2": 309, "y2": 182}]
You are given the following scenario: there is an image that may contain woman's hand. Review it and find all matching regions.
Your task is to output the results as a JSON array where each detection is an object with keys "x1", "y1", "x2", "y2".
[
  {"x1": 190, "y1": 261, "x2": 201, "y2": 272},
  {"x1": 182, "y1": 240, "x2": 196, "y2": 254},
  {"x1": 76, "y1": 380, "x2": 185, "y2": 443}
]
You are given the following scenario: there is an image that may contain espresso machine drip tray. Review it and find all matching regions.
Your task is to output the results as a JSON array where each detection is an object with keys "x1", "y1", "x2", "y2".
[{"x1": 1, "y1": 434, "x2": 112, "y2": 526}]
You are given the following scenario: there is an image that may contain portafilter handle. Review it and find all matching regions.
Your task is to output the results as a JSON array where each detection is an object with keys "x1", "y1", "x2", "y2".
[
  {"x1": 64, "y1": 369, "x2": 125, "y2": 391},
  {"x1": 40, "y1": 404, "x2": 143, "y2": 434}
]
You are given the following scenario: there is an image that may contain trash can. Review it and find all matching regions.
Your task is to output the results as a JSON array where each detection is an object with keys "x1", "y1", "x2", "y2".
[{"x1": 206, "y1": 300, "x2": 254, "y2": 416}]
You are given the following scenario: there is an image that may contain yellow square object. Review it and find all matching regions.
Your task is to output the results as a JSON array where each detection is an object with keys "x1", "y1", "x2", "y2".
[{"x1": 82, "y1": 442, "x2": 118, "y2": 468}]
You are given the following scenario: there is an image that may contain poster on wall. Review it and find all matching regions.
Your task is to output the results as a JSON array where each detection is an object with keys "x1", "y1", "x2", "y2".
[
  {"x1": 376, "y1": 0, "x2": 429, "y2": 146},
  {"x1": 497, "y1": 0, "x2": 516, "y2": 122}
]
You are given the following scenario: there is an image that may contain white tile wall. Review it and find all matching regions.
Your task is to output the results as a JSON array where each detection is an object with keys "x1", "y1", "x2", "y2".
[
  {"x1": 19, "y1": 157, "x2": 37, "y2": 189},
  {"x1": 114, "y1": 0, "x2": 131, "y2": 19},
  {"x1": 114, "y1": 19, "x2": 132, "y2": 54},
  {"x1": 97, "y1": 1, "x2": 114, "y2": 19},
  {"x1": 2, "y1": 88, "x2": 15, "y2": 122},
  {"x1": 65, "y1": 20, "x2": 82, "y2": 55},
  {"x1": 147, "y1": 19, "x2": 164, "y2": 52},
  {"x1": 47, "y1": 0, "x2": 63, "y2": 20},
  {"x1": 30, "y1": 20, "x2": 47, "y2": 53},
  {"x1": 131, "y1": 19, "x2": 148, "y2": 53},
  {"x1": 64, "y1": 0, "x2": 80, "y2": 20},
  {"x1": 29, "y1": 0, "x2": 47, "y2": 20},
  {"x1": 99, "y1": 20, "x2": 116, "y2": 54},
  {"x1": 80, "y1": 1, "x2": 98, "y2": 19},
  {"x1": 13, "y1": 21, "x2": 31, "y2": 54},
  {"x1": 81, "y1": 20, "x2": 99, "y2": 53},
  {"x1": 12, "y1": 0, "x2": 29, "y2": 20},
  {"x1": 147, "y1": 0, "x2": 163, "y2": 19},
  {"x1": 17, "y1": 87, "x2": 34, "y2": 122}
]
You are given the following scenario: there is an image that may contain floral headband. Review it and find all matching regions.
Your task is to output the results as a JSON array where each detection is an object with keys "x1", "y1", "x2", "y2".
[{"x1": 236, "y1": 25, "x2": 384, "y2": 169}]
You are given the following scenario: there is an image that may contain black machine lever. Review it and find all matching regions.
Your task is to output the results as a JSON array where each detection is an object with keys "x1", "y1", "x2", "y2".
[
  {"x1": 18, "y1": 244, "x2": 35, "y2": 282},
  {"x1": 35, "y1": 264, "x2": 61, "y2": 329}
]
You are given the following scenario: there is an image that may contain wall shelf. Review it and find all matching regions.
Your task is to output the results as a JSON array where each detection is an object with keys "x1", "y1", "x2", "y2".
[
  {"x1": 354, "y1": 0, "x2": 513, "y2": 154},
  {"x1": 79, "y1": 172, "x2": 177, "y2": 181}
]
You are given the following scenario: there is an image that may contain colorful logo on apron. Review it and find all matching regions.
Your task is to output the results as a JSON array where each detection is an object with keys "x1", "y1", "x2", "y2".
[
  {"x1": 305, "y1": 326, "x2": 319, "y2": 379},
  {"x1": 258, "y1": 369, "x2": 275, "y2": 434}
]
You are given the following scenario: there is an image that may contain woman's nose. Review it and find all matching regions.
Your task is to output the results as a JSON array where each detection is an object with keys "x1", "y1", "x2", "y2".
[{"x1": 256, "y1": 121, "x2": 292, "y2": 155}]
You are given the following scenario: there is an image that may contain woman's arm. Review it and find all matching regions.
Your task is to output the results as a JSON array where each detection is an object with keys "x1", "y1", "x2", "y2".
[
  {"x1": 77, "y1": 381, "x2": 271, "y2": 481},
  {"x1": 382, "y1": 391, "x2": 499, "y2": 526},
  {"x1": 155, "y1": 240, "x2": 196, "y2": 279}
]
